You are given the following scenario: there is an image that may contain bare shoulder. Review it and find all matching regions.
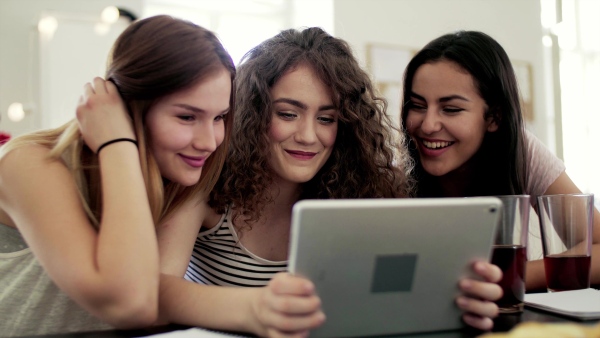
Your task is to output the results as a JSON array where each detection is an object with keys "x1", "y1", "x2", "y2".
[
  {"x1": 0, "y1": 144, "x2": 69, "y2": 192},
  {"x1": 201, "y1": 201, "x2": 223, "y2": 230},
  {"x1": 0, "y1": 144, "x2": 60, "y2": 177},
  {"x1": 157, "y1": 194, "x2": 207, "y2": 233},
  {"x1": 180, "y1": 195, "x2": 222, "y2": 229},
  {"x1": 0, "y1": 142, "x2": 92, "y2": 240}
]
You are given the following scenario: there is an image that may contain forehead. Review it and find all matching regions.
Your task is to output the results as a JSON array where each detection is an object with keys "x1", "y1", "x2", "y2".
[
  {"x1": 271, "y1": 63, "x2": 333, "y2": 100},
  {"x1": 412, "y1": 60, "x2": 480, "y2": 98}
]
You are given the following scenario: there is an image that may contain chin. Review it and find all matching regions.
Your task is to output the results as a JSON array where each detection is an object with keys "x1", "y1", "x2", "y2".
[
  {"x1": 421, "y1": 165, "x2": 450, "y2": 177},
  {"x1": 167, "y1": 175, "x2": 202, "y2": 187},
  {"x1": 285, "y1": 174, "x2": 316, "y2": 184}
]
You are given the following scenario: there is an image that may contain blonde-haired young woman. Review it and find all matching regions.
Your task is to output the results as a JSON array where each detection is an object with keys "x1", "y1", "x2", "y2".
[{"x1": 0, "y1": 15, "x2": 235, "y2": 337}]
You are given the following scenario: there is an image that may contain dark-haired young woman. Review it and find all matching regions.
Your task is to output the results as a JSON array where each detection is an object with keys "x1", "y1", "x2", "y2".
[{"x1": 400, "y1": 30, "x2": 600, "y2": 294}]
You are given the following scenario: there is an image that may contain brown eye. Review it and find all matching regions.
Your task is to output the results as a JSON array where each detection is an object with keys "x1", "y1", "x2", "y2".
[
  {"x1": 177, "y1": 115, "x2": 194, "y2": 121},
  {"x1": 443, "y1": 107, "x2": 464, "y2": 113}
]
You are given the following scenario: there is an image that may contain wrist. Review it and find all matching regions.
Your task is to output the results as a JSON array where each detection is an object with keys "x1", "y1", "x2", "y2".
[
  {"x1": 96, "y1": 138, "x2": 138, "y2": 154},
  {"x1": 241, "y1": 288, "x2": 265, "y2": 336}
]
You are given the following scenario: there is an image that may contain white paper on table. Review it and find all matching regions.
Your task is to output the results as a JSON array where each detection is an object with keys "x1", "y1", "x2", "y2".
[
  {"x1": 525, "y1": 288, "x2": 600, "y2": 320},
  {"x1": 138, "y1": 327, "x2": 249, "y2": 338}
]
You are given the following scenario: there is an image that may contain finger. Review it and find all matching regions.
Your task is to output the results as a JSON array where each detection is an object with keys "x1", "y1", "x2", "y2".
[
  {"x1": 105, "y1": 80, "x2": 119, "y2": 96},
  {"x1": 265, "y1": 310, "x2": 326, "y2": 333},
  {"x1": 266, "y1": 328, "x2": 309, "y2": 338},
  {"x1": 269, "y1": 273, "x2": 315, "y2": 296},
  {"x1": 459, "y1": 278, "x2": 502, "y2": 301},
  {"x1": 82, "y1": 82, "x2": 94, "y2": 100},
  {"x1": 456, "y1": 296, "x2": 499, "y2": 319},
  {"x1": 473, "y1": 261, "x2": 502, "y2": 283},
  {"x1": 92, "y1": 77, "x2": 107, "y2": 94},
  {"x1": 270, "y1": 294, "x2": 322, "y2": 315},
  {"x1": 462, "y1": 312, "x2": 494, "y2": 331}
]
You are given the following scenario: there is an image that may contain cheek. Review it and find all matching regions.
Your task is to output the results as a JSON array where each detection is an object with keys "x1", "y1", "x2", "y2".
[
  {"x1": 405, "y1": 114, "x2": 420, "y2": 134},
  {"x1": 268, "y1": 120, "x2": 289, "y2": 144},
  {"x1": 150, "y1": 124, "x2": 188, "y2": 151},
  {"x1": 215, "y1": 124, "x2": 225, "y2": 147},
  {"x1": 319, "y1": 126, "x2": 337, "y2": 147}
]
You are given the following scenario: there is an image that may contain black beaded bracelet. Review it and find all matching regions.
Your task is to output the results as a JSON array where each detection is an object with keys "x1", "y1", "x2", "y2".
[{"x1": 97, "y1": 138, "x2": 138, "y2": 154}]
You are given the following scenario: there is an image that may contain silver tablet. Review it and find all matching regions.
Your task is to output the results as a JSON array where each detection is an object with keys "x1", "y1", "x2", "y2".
[{"x1": 288, "y1": 197, "x2": 501, "y2": 337}]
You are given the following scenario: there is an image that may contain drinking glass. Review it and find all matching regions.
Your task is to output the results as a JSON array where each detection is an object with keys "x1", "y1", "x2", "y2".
[
  {"x1": 537, "y1": 193, "x2": 593, "y2": 292},
  {"x1": 490, "y1": 195, "x2": 530, "y2": 313}
]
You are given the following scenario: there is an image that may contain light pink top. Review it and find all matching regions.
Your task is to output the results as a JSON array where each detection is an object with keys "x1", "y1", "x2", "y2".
[{"x1": 525, "y1": 129, "x2": 566, "y2": 207}]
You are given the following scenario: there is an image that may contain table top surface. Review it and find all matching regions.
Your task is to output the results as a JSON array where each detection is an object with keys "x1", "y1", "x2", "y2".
[{"x1": 14, "y1": 305, "x2": 600, "y2": 338}]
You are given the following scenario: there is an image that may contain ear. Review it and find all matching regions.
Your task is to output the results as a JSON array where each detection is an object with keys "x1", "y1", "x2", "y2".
[
  {"x1": 486, "y1": 107, "x2": 500, "y2": 132},
  {"x1": 487, "y1": 118, "x2": 499, "y2": 132}
]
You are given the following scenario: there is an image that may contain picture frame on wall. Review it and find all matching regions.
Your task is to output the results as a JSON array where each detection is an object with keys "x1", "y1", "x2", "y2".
[
  {"x1": 366, "y1": 43, "x2": 415, "y2": 127},
  {"x1": 512, "y1": 60, "x2": 534, "y2": 122}
]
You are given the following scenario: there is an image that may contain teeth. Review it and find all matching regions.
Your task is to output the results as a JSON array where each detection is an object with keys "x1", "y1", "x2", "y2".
[{"x1": 423, "y1": 140, "x2": 452, "y2": 149}]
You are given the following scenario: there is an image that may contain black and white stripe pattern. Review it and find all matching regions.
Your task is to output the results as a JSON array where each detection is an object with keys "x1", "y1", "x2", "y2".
[{"x1": 185, "y1": 208, "x2": 288, "y2": 287}]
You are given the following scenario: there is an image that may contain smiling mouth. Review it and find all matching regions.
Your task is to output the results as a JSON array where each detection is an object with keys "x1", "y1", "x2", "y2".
[
  {"x1": 179, "y1": 154, "x2": 207, "y2": 168},
  {"x1": 422, "y1": 139, "x2": 454, "y2": 150},
  {"x1": 286, "y1": 150, "x2": 317, "y2": 159}
]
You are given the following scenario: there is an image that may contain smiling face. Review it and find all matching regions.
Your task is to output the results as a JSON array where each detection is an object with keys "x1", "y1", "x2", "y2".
[
  {"x1": 405, "y1": 60, "x2": 498, "y2": 177},
  {"x1": 146, "y1": 68, "x2": 231, "y2": 186},
  {"x1": 267, "y1": 63, "x2": 338, "y2": 185}
]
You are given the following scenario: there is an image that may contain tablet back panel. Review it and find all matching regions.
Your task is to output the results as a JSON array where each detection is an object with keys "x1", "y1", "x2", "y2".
[{"x1": 288, "y1": 197, "x2": 501, "y2": 338}]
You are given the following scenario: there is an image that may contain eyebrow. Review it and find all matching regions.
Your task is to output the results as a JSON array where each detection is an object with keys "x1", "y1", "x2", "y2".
[
  {"x1": 273, "y1": 98, "x2": 336, "y2": 111},
  {"x1": 173, "y1": 103, "x2": 229, "y2": 114},
  {"x1": 409, "y1": 92, "x2": 470, "y2": 103}
]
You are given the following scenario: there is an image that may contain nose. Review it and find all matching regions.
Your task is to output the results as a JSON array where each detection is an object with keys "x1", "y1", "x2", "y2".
[
  {"x1": 420, "y1": 109, "x2": 443, "y2": 134},
  {"x1": 294, "y1": 117, "x2": 318, "y2": 145},
  {"x1": 192, "y1": 123, "x2": 219, "y2": 153}
]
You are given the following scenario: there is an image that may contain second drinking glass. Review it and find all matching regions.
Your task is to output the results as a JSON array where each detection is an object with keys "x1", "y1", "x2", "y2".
[{"x1": 490, "y1": 195, "x2": 530, "y2": 314}]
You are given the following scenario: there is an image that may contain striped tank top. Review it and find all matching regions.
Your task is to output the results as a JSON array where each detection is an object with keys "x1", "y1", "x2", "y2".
[{"x1": 185, "y1": 207, "x2": 288, "y2": 287}]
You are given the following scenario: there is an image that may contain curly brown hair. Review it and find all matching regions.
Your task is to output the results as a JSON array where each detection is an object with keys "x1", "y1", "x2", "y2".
[{"x1": 209, "y1": 27, "x2": 414, "y2": 224}]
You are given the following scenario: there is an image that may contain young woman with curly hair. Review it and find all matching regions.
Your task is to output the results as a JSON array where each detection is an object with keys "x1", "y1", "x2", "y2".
[
  {"x1": 0, "y1": 15, "x2": 235, "y2": 337},
  {"x1": 157, "y1": 27, "x2": 502, "y2": 336}
]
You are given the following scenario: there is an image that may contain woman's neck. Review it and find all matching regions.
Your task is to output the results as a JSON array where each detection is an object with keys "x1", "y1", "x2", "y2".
[
  {"x1": 435, "y1": 164, "x2": 474, "y2": 197},
  {"x1": 262, "y1": 177, "x2": 302, "y2": 221},
  {"x1": 231, "y1": 177, "x2": 302, "y2": 261}
]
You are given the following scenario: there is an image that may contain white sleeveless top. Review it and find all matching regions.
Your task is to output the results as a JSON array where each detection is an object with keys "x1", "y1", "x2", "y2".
[{"x1": 0, "y1": 223, "x2": 112, "y2": 337}]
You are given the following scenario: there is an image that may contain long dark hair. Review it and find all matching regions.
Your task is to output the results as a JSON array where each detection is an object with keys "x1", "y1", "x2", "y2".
[
  {"x1": 400, "y1": 30, "x2": 527, "y2": 197},
  {"x1": 210, "y1": 27, "x2": 414, "y2": 224}
]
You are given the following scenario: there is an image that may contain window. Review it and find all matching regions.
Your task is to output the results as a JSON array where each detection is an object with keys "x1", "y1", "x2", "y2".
[{"x1": 542, "y1": 0, "x2": 600, "y2": 200}]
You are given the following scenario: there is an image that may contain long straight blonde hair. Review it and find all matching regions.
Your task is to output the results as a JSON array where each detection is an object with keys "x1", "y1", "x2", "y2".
[{"x1": 0, "y1": 15, "x2": 236, "y2": 227}]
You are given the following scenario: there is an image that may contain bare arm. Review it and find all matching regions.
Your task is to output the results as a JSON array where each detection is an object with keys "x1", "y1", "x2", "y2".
[
  {"x1": 0, "y1": 78, "x2": 159, "y2": 328},
  {"x1": 156, "y1": 199, "x2": 324, "y2": 337},
  {"x1": 525, "y1": 171, "x2": 600, "y2": 290},
  {"x1": 0, "y1": 143, "x2": 158, "y2": 327}
]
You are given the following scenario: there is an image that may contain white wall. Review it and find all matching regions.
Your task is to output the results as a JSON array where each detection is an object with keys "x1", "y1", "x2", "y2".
[
  {"x1": 333, "y1": 0, "x2": 552, "y2": 148},
  {"x1": 0, "y1": 0, "x2": 143, "y2": 137},
  {"x1": 291, "y1": 0, "x2": 334, "y2": 34},
  {"x1": 0, "y1": 0, "x2": 551, "y2": 150}
]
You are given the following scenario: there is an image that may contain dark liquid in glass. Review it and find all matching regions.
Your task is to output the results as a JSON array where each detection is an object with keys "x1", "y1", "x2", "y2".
[
  {"x1": 491, "y1": 245, "x2": 526, "y2": 312},
  {"x1": 544, "y1": 254, "x2": 591, "y2": 292}
]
